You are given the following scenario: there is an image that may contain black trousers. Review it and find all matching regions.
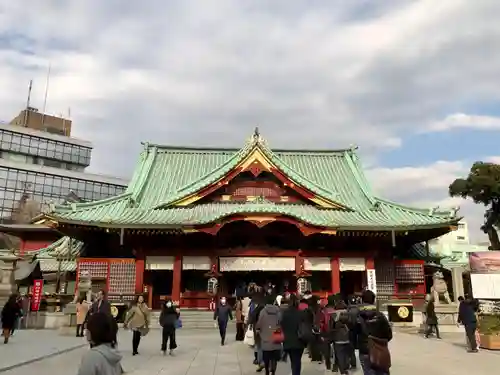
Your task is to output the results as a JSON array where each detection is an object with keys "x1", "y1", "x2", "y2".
[
  {"x1": 262, "y1": 349, "x2": 281, "y2": 375},
  {"x1": 332, "y1": 343, "x2": 351, "y2": 374},
  {"x1": 236, "y1": 322, "x2": 245, "y2": 341},
  {"x1": 286, "y1": 348, "x2": 304, "y2": 375},
  {"x1": 309, "y1": 335, "x2": 322, "y2": 361},
  {"x1": 425, "y1": 324, "x2": 441, "y2": 338},
  {"x1": 76, "y1": 324, "x2": 85, "y2": 337},
  {"x1": 218, "y1": 320, "x2": 227, "y2": 343},
  {"x1": 161, "y1": 326, "x2": 177, "y2": 351},
  {"x1": 132, "y1": 330, "x2": 141, "y2": 354},
  {"x1": 320, "y1": 339, "x2": 332, "y2": 369},
  {"x1": 465, "y1": 323, "x2": 478, "y2": 350}
]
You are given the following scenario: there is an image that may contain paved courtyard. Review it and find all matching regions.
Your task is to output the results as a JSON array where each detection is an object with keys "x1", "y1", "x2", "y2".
[{"x1": 0, "y1": 329, "x2": 498, "y2": 375}]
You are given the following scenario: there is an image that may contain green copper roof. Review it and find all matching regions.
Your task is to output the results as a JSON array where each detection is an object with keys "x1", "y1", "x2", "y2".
[
  {"x1": 33, "y1": 236, "x2": 83, "y2": 272},
  {"x1": 46, "y1": 132, "x2": 459, "y2": 230}
]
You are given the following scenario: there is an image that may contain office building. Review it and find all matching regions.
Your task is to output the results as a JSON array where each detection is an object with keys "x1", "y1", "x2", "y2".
[{"x1": 0, "y1": 109, "x2": 128, "y2": 222}]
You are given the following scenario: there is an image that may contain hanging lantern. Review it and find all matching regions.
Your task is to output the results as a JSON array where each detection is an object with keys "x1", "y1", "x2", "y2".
[
  {"x1": 207, "y1": 277, "x2": 218, "y2": 295},
  {"x1": 297, "y1": 277, "x2": 310, "y2": 296}
]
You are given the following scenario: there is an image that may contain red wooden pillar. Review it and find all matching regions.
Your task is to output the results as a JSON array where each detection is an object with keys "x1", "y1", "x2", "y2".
[
  {"x1": 330, "y1": 257, "x2": 341, "y2": 294},
  {"x1": 135, "y1": 249, "x2": 145, "y2": 294},
  {"x1": 171, "y1": 255, "x2": 182, "y2": 305}
]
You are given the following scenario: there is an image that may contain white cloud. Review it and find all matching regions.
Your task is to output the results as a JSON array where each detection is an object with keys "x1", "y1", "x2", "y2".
[
  {"x1": 0, "y1": 1, "x2": 499, "y2": 177},
  {"x1": 425, "y1": 113, "x2": 500, "y2": 133},
  {"x1": 367, "y1": 161, "x2": 488, "y2": 244}
]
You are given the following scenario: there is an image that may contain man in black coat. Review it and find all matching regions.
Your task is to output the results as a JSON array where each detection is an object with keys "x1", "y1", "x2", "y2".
[
  {"x1": 458, "y1": 297, "x2": 478, "y2": 352},
  {"x1": 86, "y1": 290, "x2": 116, "y2": 347}
]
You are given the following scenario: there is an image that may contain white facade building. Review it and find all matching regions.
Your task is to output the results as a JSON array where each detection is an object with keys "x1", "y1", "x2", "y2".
[{"x1": 428, "y1": 219, "x2": 488, "y2": 266}]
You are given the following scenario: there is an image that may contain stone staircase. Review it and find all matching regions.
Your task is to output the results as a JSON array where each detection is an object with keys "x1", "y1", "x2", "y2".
[{"x1": 150, "y1": 309, "x2": 235, "y2": 329}]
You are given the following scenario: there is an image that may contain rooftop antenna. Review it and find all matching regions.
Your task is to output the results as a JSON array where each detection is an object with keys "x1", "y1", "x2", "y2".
[
  {"x1": 23, "y1": 80, "x2": 33, "y2": 127},
  {"x1": 41, "y1": 62, "x2": 51, "y2": 130}
]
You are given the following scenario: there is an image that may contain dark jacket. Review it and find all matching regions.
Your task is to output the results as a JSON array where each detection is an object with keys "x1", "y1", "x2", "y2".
[
  {"x1": 331, "y1": 309, "x2": 351, "y2": 344},
  {"x1": 159, "y1": 306, "x2": 179, "y2": 329},
  {"x1": 248, "y1": 304, "x2": 264, "y2": 326},
  {"x1": 89, "y1": 299, "x2": 112, "y2": 317},
  {"x1": 214, "y1": 304, "x2": 233, "y2": 322},
  {"x1": 1, "y1": 301, "x2": 21, "y2": 329},
  {"x1": 425, "y1": 301, "x2": 438, "y2": 325},
  {"x1": 280, "y1": 306, "x2": 305, "y2": 350},
  {"x1": 355, "y1": 304, "x2": 393, "y2": 355},
  {"x1": 458, "y1": 300, "x2": 477, "y2": 325}
]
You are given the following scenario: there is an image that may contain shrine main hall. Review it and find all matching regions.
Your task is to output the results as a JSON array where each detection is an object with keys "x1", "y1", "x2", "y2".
[{"x1": 36, "y1": 130, "x2": 460, "y2": 309}]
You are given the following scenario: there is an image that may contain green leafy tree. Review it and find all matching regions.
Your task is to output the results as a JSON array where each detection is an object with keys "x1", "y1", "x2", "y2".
[{"x1": 449, "y1": 161, "x2": 500, "y2": 250}]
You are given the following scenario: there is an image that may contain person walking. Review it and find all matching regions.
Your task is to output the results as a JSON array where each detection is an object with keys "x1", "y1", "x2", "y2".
[
  {"x1": 256, "y1": 294, "x2": 283, "y2": 375},
  {"x1": 355, "y1": 290, "x2": 393, "y2": 375},
  {"x1": 124, "y1": 295, "x2": 150, "y2": 355},
  {"x1": 87, "y1": 290, "x2": 117, "y2": 348},
  {"x1": 248, "y1": 293, "x2": 265, "y2": 370},
  {"x1": 235, "y1": 296, "x2": 245, "y2": 341},
  {"x1": 1, "y1": 294, "x2": 21, "y2": 344},
  {"x1": 330, "y1": 300, "x2": 352, "y2": 375},
  {"x1": 159, "y1": 300, "x2": 179, "y2": 355},
  {"x1": 281, "y1": 295, "x2": 305, "y2": 375},
  {"x1": 458, "y1": 297, "x2": 478, "y2": 353},
  {"x1": 424, "y1": 295, "x2": 441, "y2": 339},
  {"x1": 76, "y1": 297, "x2": 90, "y2": 337},
  {"x1": 213, "y1": 297, "x2": 233, "y2": 345},
  {"x1": 9, "y1": 295, "x2": 22, "y2": 337},
  {"x1": 77, "y1": 312, "x2": 123, "y2": 375}
]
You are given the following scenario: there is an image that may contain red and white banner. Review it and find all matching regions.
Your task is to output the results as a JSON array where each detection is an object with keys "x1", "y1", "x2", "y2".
[{"x1": 31, "y1": 279, "x2": 44, "y2": 312}]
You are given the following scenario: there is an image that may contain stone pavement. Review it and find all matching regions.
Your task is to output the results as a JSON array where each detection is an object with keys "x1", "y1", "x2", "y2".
[
  {"x1": 1, "y1": 329, "x2": 499, "y2": 375},
  {"x1": 0, "y1": 330, "x2": 86, "y2": 372}
]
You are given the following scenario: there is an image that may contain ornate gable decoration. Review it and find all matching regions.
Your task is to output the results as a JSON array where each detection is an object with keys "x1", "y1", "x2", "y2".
[{"x1": 172, "y1": 128, "x2": 348, "y2": 209}]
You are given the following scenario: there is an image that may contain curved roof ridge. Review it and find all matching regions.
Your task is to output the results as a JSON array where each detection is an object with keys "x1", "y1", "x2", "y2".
[
  {"x1": 258, "y1": 140, "x2": 338, "y2": 198},
  {"x1": 130, "y1": 146, "x2": 158, "y2": 203},
  {"x1": 173, "y1": 142, "x2": 252, "y2": 195},
  {"x1": 343, "y1": 150, "x2": 376, "y2": 206},
  {"x1": 142, "y1": 142, "x2": 353, "y2": 154},
  {"x1": 52, "y1": 192, "x2": 133, "y2": 211},
  {"x1": 376, "y1": 198, "x2": 458, "y2": 218}
]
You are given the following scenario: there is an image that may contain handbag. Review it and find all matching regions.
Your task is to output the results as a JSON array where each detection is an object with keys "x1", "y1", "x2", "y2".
[
  {"x1": 175, "y1": 318, "x2": 183, "y2": 329},
  {"x1": 367, "y1": 336, "x2": 391, "y2": 371},
  {"x1": 271, "y1": 328, "x2": 284, "y2": 344},
  {"x1": 244, "y1": 326, "x2": 255, "y2": 346}
]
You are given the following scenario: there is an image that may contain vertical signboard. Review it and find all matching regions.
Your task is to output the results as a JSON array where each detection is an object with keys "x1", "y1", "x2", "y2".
[
  {"x1": 31, "y1": 279, "x2": 44, "y2": 312},
  {"x1": 366, "y1": 269, "x2": 377, "y2": 295}
]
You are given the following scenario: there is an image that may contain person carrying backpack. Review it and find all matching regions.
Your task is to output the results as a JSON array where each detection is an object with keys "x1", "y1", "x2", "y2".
[
  {"x1": 330, "y1": 300, "x2": 351, "y2": 375},
  {"x1": 319, "y1": 295, "x2": 337, "y2": 371},
  {"x1": 355, "y1": 290, "x2": 392, "y2": 375}
]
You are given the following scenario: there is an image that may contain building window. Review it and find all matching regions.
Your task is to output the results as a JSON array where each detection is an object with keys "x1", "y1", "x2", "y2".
[
  {"x1": 0, "y1": 165, "x2": 126, "y2": 222},
  {"x1": 457, "y1": 236, "x2": 466, "y2": 240}
]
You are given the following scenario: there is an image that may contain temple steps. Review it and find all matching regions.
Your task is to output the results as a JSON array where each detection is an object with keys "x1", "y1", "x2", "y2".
[{"x1": 149, "y1": 309, "x2": 234, "y2": 329}]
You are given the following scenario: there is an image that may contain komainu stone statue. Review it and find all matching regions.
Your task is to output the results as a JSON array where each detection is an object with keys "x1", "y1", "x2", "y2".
[
  {"x1": 431, "y1": 271, "x2": 452, "y2": 304},
  {"x1": 73, "y1": 271, "x2": 92, "y2": 303}
]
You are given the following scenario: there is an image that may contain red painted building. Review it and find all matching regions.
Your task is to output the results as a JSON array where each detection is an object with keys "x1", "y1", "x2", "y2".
[{"x1": 37, "y1": 131, "x2": 459, "y2": 309}]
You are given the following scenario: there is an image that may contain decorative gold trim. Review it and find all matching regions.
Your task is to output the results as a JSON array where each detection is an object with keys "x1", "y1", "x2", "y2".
[
  {"x1": 320, "y1": 229, "x2": 337, "y2": 235},
  {"x1": 243, "y1": 215, "x2": 276, "y2": 223},
  {"x1": 182, "y1": 229, "x2": 200, "y2": 233}
]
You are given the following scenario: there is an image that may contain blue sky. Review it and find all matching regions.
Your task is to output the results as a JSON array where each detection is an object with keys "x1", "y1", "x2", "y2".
[{"x1": 0, "y1": 0, "x2": 499, "y2": 242}]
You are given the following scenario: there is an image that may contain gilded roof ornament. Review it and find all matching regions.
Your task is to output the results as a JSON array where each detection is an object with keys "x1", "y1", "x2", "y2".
[{"x1": 247, "y1": 127, "x2": 267, "y2": 146}]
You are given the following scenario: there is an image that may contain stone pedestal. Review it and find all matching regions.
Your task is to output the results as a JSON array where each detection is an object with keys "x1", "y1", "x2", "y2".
[
  {"x1": 0, "y1": 250, "x2": 18, "y2": 307},
  {"x1": 419, "y1": 303, "x2": 462, "y2": 333}
]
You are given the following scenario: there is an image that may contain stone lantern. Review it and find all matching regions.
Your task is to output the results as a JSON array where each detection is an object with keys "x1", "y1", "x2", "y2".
[{"x1": 0, "y1": 249, "x2": 19, "y2": 307}]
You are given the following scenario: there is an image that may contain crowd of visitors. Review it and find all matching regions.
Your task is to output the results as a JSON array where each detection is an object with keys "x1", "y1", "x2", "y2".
[{"x1": 6, "y1": 283, "x2": 487, "y2": 375}]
